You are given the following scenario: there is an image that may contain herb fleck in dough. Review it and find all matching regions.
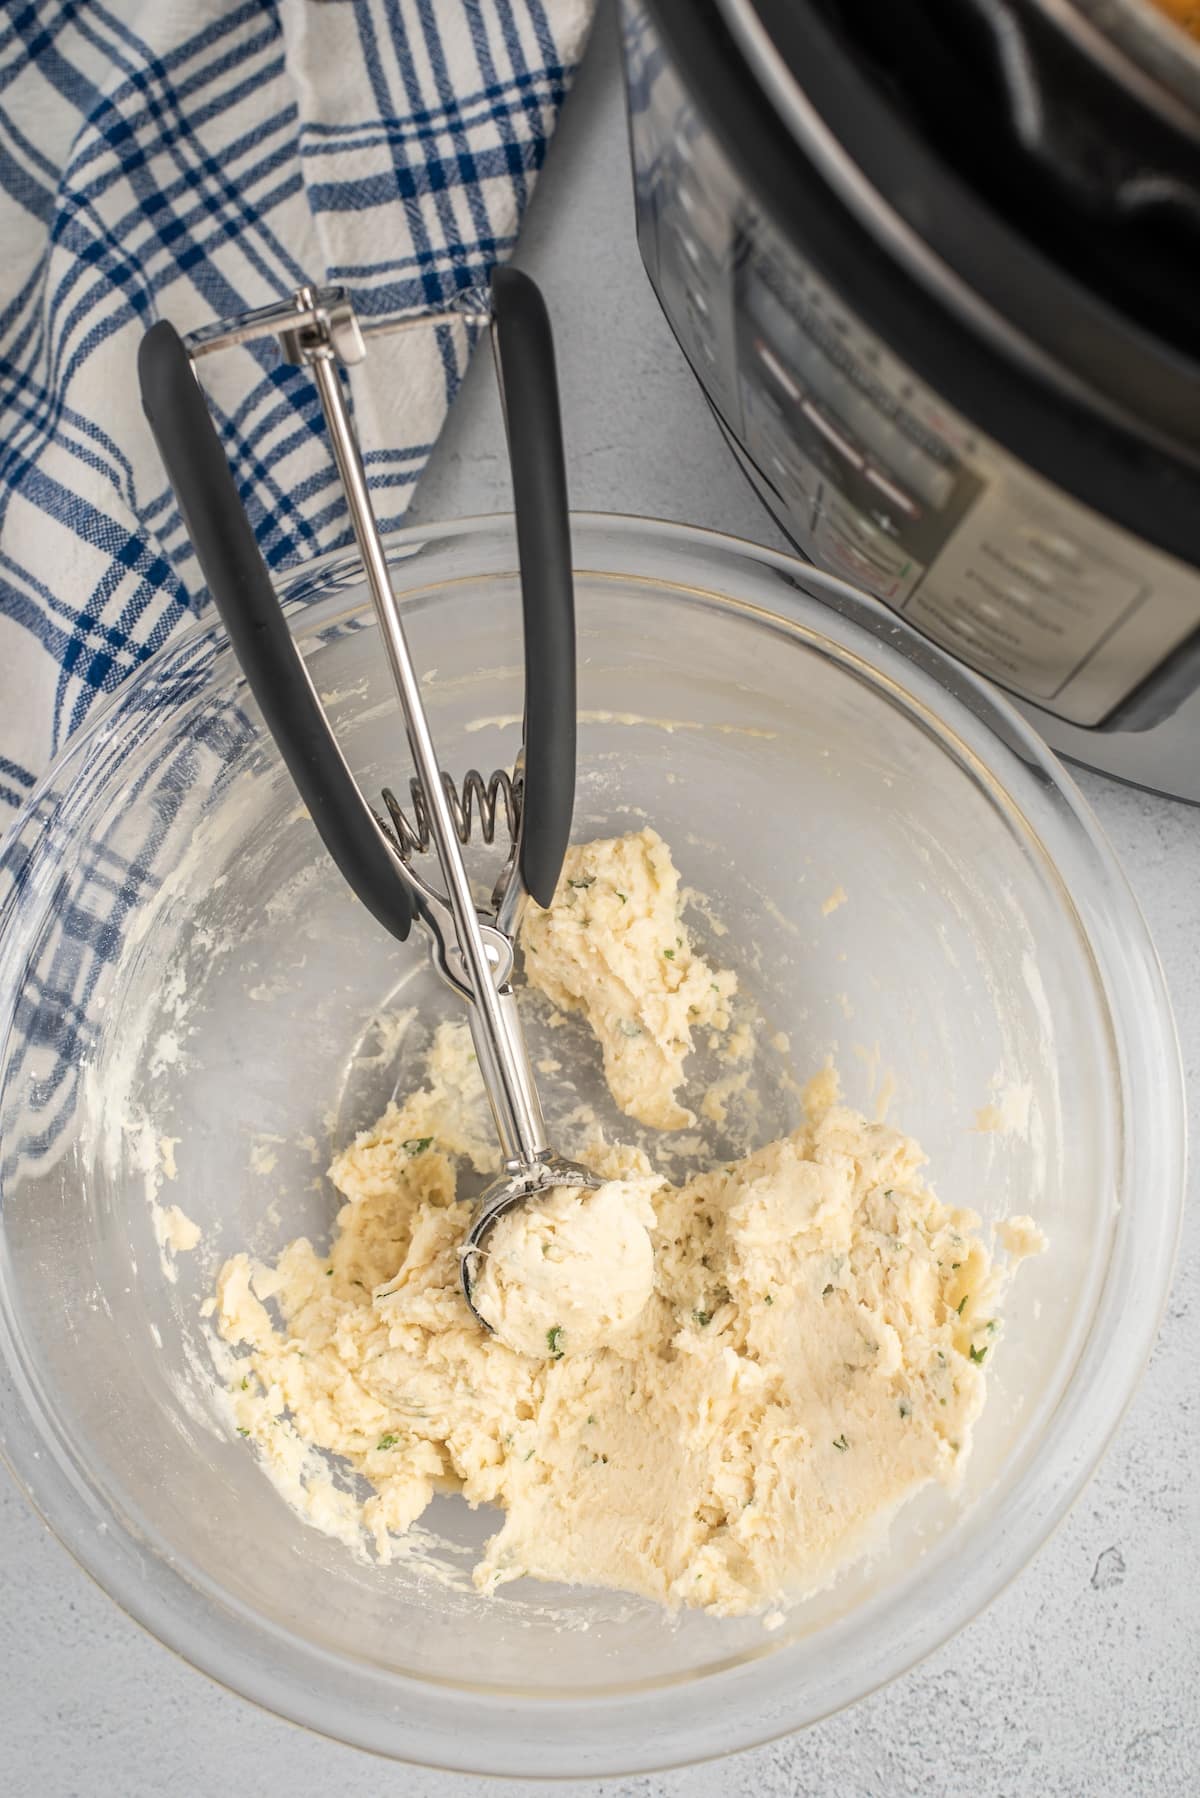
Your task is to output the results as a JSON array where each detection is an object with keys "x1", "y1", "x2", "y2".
[{"x1": 215, "y1": 831, "x2": 1043, "y2": 1616}]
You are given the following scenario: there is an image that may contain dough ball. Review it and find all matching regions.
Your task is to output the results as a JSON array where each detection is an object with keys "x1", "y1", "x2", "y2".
[{"x1": 473, "y1": 1178, "x2": 659, "y2": 1358}]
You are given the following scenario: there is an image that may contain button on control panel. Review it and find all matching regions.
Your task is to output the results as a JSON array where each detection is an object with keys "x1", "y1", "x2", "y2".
[{"x1": 906, "y1": 493, "x2": 1148, "y2": 703}]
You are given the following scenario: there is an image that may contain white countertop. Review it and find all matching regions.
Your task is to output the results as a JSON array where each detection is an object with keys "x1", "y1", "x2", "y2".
[{"x1": 4, "y1": 9, "x2": 1196, "y2": 1793}]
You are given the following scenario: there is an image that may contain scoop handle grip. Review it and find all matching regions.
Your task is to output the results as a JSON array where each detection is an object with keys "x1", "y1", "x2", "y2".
[
  {"x1": 491, "y1": 267, "x2": 576, "y2": 909},
  {"x1": 138, "y1": 318, "x2": 415, "y2": 941}
]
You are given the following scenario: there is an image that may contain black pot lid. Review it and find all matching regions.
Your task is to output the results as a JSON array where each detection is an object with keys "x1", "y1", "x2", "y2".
[
  {"x1": 711, "y1": 0, "x2": 1200, "y2": 446},
  {"x1": 646, "y1": 0, "x2": 1200, "y2": 565}
]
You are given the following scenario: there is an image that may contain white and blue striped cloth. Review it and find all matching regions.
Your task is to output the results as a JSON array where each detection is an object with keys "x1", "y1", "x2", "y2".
[{"x1": 0, "y1": 0, "x2": 592, "y2": 836}]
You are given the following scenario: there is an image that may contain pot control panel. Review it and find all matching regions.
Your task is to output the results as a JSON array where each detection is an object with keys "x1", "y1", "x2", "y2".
[{"x1": 731, "y1": 215, "x2": 1200, "y2": 729}]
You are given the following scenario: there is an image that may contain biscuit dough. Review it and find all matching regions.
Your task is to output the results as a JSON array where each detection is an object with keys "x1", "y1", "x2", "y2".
[
  {"x1": 215, "y1": 831, "x2": 1044, "y2": 1616},
  {"x1": 519, "y1": 827, "x2": 736, "y2": 1130}
]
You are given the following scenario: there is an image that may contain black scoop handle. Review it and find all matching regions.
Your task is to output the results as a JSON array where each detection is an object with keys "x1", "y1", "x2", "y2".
[
  {"x1": 137, "y1": 319, "x2": 415, "y2": 941},
  {"x1": 491, "y1": 267, "x2": 576, "y2": 909}
]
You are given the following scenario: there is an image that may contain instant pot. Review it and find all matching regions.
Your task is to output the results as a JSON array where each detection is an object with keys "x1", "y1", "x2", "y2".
[{"x1": 620, "y1": 0, "x2": 1200, "y2": 797}]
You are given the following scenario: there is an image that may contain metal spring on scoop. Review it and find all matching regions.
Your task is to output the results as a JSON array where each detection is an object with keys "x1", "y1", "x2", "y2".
[{"x1": 381, "y1": 768, "x2": 521, "y2": 861}]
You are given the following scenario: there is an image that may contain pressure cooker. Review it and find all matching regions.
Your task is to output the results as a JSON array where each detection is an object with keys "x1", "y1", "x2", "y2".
[{"x1": 619, "y1": 0, "x2": 1200, "y2": 798}]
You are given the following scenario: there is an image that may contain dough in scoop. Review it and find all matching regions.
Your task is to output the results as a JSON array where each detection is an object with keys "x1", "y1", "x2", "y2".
[{"x1": 472, "y1": 1178, "x2": 659, "y2": 1358}]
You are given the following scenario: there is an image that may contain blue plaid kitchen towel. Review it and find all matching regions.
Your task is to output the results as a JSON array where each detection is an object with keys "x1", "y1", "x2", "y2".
[{"x1": 0, "y1": 0, "x2": 592, "y2": 838}]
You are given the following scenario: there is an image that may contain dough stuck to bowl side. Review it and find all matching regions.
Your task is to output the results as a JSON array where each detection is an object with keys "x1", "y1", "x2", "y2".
[{"x1": 519, "y1": 828, "x2": 737, "y2": 1130}]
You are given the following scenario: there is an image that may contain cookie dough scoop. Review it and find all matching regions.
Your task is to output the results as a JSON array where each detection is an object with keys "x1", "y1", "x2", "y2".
[{"x1": 138, "y1": 266, "x2": 598, "y2": 1327}]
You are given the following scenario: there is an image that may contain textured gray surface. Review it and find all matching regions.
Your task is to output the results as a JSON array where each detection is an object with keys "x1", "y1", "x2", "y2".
[{"x1": 3, "y1": 8, "x2": 1197, "y2": 1792}]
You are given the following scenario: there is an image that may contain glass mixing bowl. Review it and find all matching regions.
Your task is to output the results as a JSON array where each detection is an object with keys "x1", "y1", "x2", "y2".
[{"x1": 0, "y1": 515, "x2": 1183, "y2": 1777}]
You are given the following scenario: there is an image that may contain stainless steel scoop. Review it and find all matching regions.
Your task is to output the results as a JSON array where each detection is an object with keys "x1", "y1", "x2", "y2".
[{"x1": 138, "y1": 270, "x2": 599, "y2": 1324}]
